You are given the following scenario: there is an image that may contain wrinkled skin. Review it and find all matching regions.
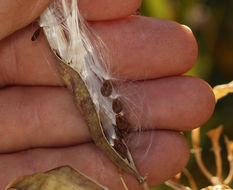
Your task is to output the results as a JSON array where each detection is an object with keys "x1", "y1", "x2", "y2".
[{"x1": 0, "y1": 0, "x2": 215, "y2": 189}]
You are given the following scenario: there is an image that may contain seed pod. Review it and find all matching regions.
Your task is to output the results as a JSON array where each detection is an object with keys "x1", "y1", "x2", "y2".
[
  {"x1": 31, "y1": 27, "x2": 41, "y2": 41},
  {"x1": 112, "y1": 98, "x2": 123, "y2": 114},
  {"x1": 101, "y1": 80, "x2": 112, "y2": 97},
  {"x1": 53, "y1": 53, "x2": 146, "y2": 184}
]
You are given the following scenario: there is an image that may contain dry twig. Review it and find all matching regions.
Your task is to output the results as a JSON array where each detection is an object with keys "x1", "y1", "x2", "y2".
[
  {"x1": 213, "y1": 81, "x2": 233, "y2": 101},
  {"x1": 192, "y1": 128, "x2": 216, "y2": 184},
  {"x1": 183, "y1": 168, "x2": 198, "y2": 190},
  {"x1": 224, "y1": 136, "x2": 233, "y2": 185},
  {"x1": 165, "y1": 180, "x2": 192, "y2": 190},
  {"x1": 206, "y1": 126, "x2": 223, "y2": 181}
]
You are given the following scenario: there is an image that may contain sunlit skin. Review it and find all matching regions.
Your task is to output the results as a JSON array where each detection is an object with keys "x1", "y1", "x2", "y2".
[{"x1": 0, "y1": 0, "x2": 215, "y2": 189}]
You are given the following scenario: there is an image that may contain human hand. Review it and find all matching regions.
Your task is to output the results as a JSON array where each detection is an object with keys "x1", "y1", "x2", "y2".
[{"x1": 0, "y1": 0, "x2": 215, "y2": 189}]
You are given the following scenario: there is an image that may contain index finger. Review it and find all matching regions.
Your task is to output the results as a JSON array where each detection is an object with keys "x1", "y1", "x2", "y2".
[
  {"x1": 0, "y1": 16, "x2": 197, "y2": 87},
  {"x1": 0, "y1": 0, "x2": 141, "y2": 40}
]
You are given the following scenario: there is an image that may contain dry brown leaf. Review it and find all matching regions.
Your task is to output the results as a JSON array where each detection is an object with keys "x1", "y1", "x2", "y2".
[{"x1": 6, "y1": 166, "x2": 108, "y2": 190}]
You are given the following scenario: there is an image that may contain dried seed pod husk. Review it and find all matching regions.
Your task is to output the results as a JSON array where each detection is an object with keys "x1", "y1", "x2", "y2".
[
  {"x1": 40, "y1": 1, "x2": 148, "y2": 187},
  {"x1": 6, "y1": 166, "x2": 108, "y2": 190},
  {"x1": 54, "y1": 54, "x2": 146, "y2": 184}
]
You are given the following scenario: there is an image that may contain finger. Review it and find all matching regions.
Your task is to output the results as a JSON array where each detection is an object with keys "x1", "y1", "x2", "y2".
[
  {"x1": 91, "y1": 16, "x2": 197, "y2": 80},
  {"x1": 0, "y1": 131, "x2": 189, "y2": 190},
  {"x1": 79, "y1": 0, "x2": 142, "y2": 21},
  {"x1": 0, "y1": 0, "x2": 51, "y2": 40},
  {"x1": 0, "y1": 0, "x2": 141, "y2": 40},
  {"x1": 123, "y1": 76, "x2": 215, "y2": 131},
  {"x1": 0, "y1": 17, "x2": 197, "y2": 87},
  {"x1": 0, "y1": 76, "x2": 215, "y2": 153}
]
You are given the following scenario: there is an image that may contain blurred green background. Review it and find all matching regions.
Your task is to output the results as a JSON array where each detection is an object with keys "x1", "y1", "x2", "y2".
[{"x1": 141, "y1": 0, "x2": 233, "y2": 189}]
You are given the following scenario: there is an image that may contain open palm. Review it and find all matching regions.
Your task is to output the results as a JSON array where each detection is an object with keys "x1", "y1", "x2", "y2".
[{"x1": 0, "y1": 0, "x2": 215, "y2": 189}]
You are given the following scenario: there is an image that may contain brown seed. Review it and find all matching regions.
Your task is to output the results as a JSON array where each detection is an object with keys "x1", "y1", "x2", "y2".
[
  {"x1": 116, "y1": 115, "x2": 130, "y2": 130},
  {"x1": 112, "y1": 98, "x2": 123, "y2": 114},
  {"x1": 113, "y1": 124, "x2": 123, "y2": 138},
  {"x1": 100, "y1": 80, "x2": 112, "y2": 97},
  {"x1": 114, "y1": 124, "x2": 129, "y2": 141},
  {"x1": 31, "y1": 27, "x2": 41, "y2": 41},
  {"x1": 113, "y1": 139, "x2": 128, "y2": 159}
]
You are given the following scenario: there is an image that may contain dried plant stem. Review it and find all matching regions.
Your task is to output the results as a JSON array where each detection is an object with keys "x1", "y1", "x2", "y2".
[
  {"x1": 213, "y1": 80, "x2": 233, "y2": 101},
  {"x1": 165, "y1": 180, "x2": 192, "y2": 190},
  {"x1": 118, "y1": 169, "x2": 149, "y2": 190},
  {"x1": 224, "y1": 161, "x2": 233, "y2": 185},
  {"x1": 206, "y1": 126, "x2": 223, "y2": 182},
  {"x1": 141, "y1": 181, "x2": 150, "y2": 190},
  {"x1": 183, "y1": 168, "x2": 198, "y2": 190},
  {"x1": 224, "y1": 136, "x2": 233, "y2": 185},
  {"x1": 118, "y1": 170, "x2": 129, "y2": 190},
  {"x1": 192, "y1": 128, "x2": 215, "y2": 184},
  {"x1": 213, "y1": 146, "x2": 222, "y2": 180},
  {"x1": 121, "y1": 180, "x2": 129, "y2": 190},
  {"x1": 195, "y1": 148, "x2": 219, "y2": 184}
]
